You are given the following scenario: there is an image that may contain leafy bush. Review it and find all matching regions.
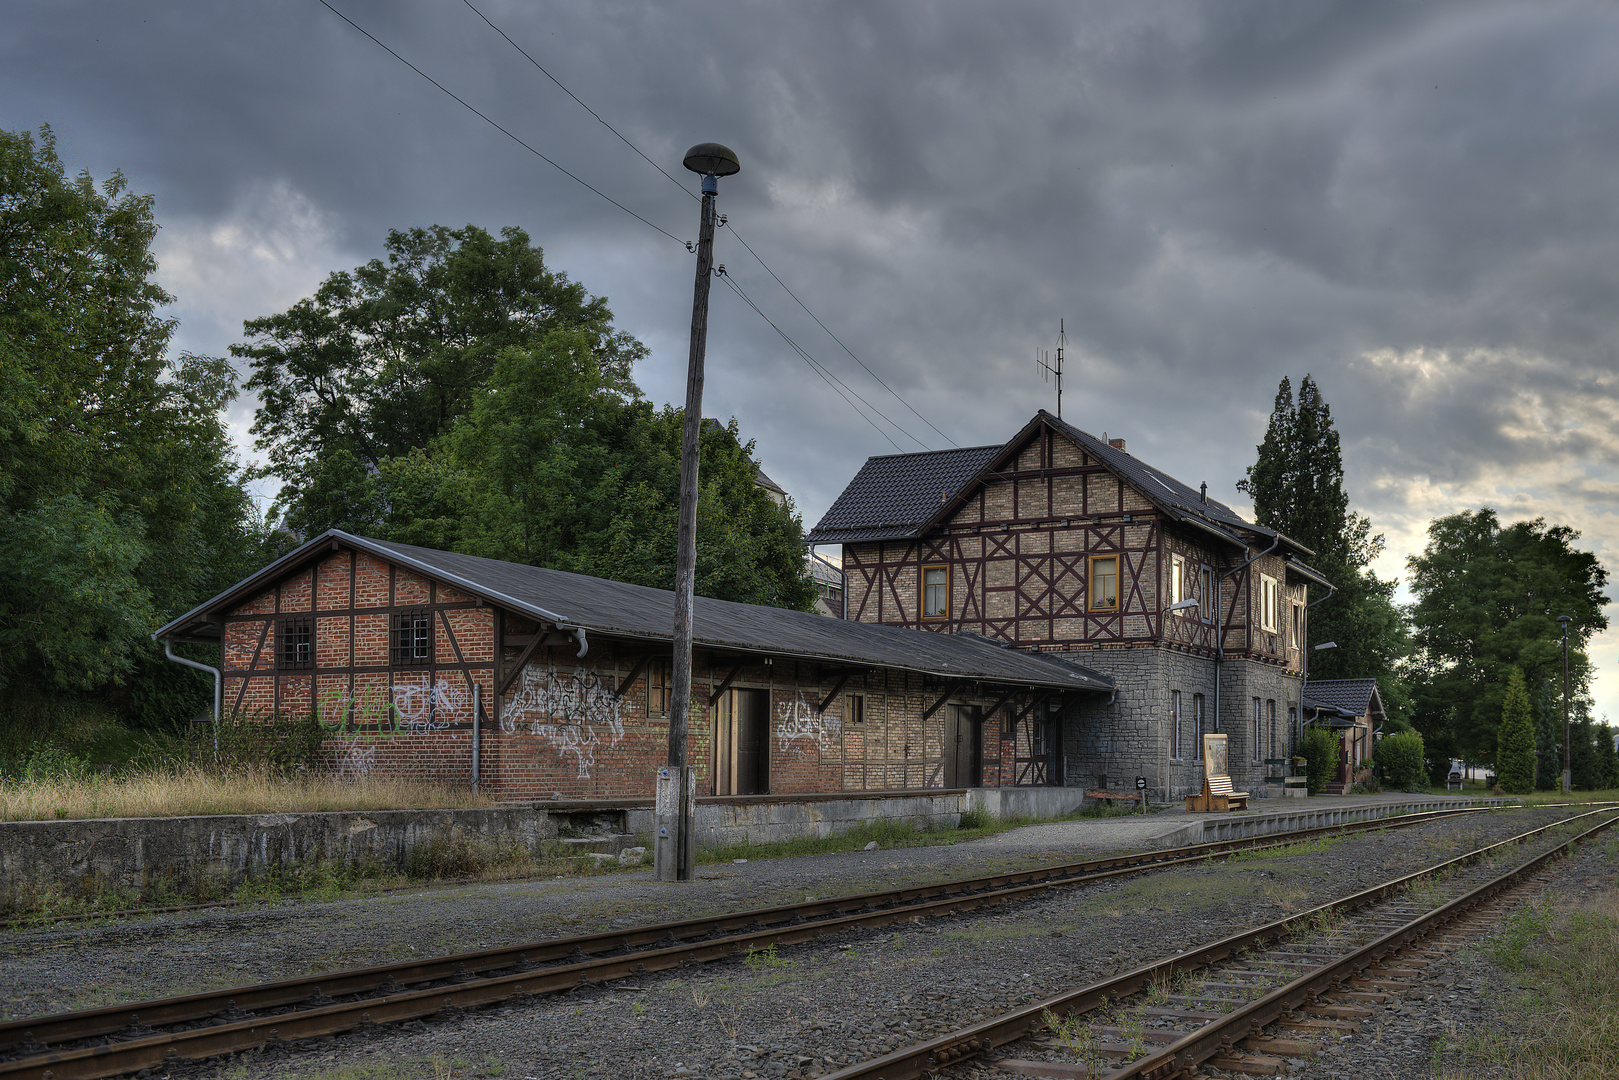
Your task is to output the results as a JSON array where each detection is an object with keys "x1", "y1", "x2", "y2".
[
  {"x1": 1376, "y1": 730, "x2": 1427, "y2": 791},
  {"x1": 186, "y1": 711, "x2": 327, "y2": 774},
  {"x1": 1300, "y1": 727, "x2": 1342, "y2": 795}
]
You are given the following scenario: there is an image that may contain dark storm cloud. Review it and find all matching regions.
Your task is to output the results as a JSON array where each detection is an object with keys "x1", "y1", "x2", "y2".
[{"x1": 10, "y1": 3, "x2": 1619, "y2": 603}]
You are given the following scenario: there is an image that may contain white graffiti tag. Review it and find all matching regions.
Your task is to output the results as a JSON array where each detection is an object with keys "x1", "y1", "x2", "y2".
[
  {"x1": 390, "y1": 681, "x2": 467, "y2": 733},
  {"x1": 504, "y1": 663, "x2": 625, "y2": 778},
  {"x1": 333, "y1": 735, "x2": 376, "y2": 780},
  {"x1": 775, "y1": 694, "x2": 842, "y2": 756}
]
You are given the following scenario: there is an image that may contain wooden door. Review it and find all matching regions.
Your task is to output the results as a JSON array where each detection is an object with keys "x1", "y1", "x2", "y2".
[
  {"x1": 944, "y1": 704, "x2": 980, "y2": 788},
  {"x1": 714, "y1": 688, "x2": 769, "y2": 795}
]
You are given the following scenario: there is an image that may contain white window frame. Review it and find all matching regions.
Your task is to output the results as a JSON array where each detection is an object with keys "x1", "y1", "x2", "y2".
[
  {"x1": 1200, "y1": 564, "x2": 1214, "y2": 623},
  {"x1": 1170, "y1": 554, "x2": 1186, "y2": 609},
  {"x1": 1259, "y1": 573, "x2": 1279, "y2": 632}
]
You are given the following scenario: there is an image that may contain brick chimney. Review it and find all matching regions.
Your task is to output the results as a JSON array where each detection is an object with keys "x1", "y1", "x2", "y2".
[{"x1": 1108, "y1": 437, "x2": 1126, "y2": 451}]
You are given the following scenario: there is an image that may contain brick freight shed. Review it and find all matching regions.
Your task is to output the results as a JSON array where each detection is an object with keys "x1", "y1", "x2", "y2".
[{"x1": 154, "y1": 532, "x2": 1113, "y2": 800}]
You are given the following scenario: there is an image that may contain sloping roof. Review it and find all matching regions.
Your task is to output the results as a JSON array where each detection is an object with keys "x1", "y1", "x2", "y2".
[
  {"x1": 1042, "y1": 413, "x2": 1257, "y2": 543},
  {"x1": 806, "y1": 445, "x2": 1001, "y2": 543},
  {"x1": 754, "y1": 466, "x2": 787, "y2": 498},
  {"x1": 156, "y1": 531, "x2": 1113, "y2": 695},
  {"x1": 1305, "y1": 679, "x2": 1385, "y2": 720},
  {"x1": 806, "y1": 412, "x2": 1317, "y2": 563},
  {"x1": 807, "y1": 551, "x2": 843, "y2": 588}
]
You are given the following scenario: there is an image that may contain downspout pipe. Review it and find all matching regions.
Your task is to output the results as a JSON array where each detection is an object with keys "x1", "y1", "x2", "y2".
[
  {"x1": 1211, "y1": 533, "x2": 1281, "y2": 736},
  {"x1": 158, "y1": 638, "x2": 222, "y2": 754},
  {"x1": 1299, "y1": 582, "x2": 1338, "y2": 745}
]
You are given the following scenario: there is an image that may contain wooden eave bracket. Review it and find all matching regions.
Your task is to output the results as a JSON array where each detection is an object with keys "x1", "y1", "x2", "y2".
[
  {"x1": 982, "y1": 688, "x2": 1017, "y2": 720},
  {"x1": 614, "y1": 654, "x2": 654, "y2": 699},
  {"x1": 498, "y1": 627, "x2": 568, "y2": 697},
  {"x1": 1011, "y1": 693, "x2": 1049, "y2": 733},
  {"x1": 708, "y1": 659, "x2": 746, "y2": 706},
  {"x1": 921, "y1": 680, "x2": 965, "y2": 721},
  {"x1": 818, "y1": 669, "x2": 856, "y2": 713}
]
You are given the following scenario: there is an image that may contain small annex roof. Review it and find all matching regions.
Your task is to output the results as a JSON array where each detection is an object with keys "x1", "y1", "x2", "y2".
[
  {"x1": 806, "y1": 444, "x2": 1001, "y2": 544},
  {"x1": 156, "y1": 531, "x2": 1113, "y2": 696},
  {"x1": 1304, "y1": 679, "x2": 1386, "y2": 722}
]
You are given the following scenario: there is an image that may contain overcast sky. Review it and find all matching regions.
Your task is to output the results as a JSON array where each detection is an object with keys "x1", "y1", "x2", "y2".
[{"x1": 9, "y1": 1, "x2": 1619, "y2": 723}]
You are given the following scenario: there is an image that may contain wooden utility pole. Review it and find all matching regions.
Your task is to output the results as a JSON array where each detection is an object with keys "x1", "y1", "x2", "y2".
[{"x1": 657, "y1": 142, "x2": 739, "y2": 883}]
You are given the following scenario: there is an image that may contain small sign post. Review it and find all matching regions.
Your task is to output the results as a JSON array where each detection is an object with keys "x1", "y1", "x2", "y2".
[{"x1": 1135, "y1": 775, "x2": 1147, "y2": 814}]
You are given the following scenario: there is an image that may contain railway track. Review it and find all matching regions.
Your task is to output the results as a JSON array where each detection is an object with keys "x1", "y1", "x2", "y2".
[
  {"x1": 821, "y1": 807, "x2": 1619, "y2": 1079},
  {"x1": 0, "y1": 805, "x2": 1494, "y2": 1079}
]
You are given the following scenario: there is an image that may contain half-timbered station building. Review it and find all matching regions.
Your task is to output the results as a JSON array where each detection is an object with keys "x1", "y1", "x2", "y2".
[
  {"x1": 154, "y1": 531, "x2": 1113, "y2": 801},
  {"x1": 807, "y1": 411, "x2": 1334, "y2": 799}
]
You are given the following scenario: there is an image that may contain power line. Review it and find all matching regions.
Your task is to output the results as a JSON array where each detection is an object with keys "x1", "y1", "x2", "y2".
[
  {"x1": 457, "y1": 0, "x2": 956, "y2": 450},
  {"x1": 720, "y1": 274, "x2": 915, "y2": 452},
  {"x1": 315, "y1": 0, "x2": 686, "y2": 245},
  {"x1": 724, "y1": 226, "x2": 959, "y2": 448},
  {"x1": 459, "y1": 0, "x2": 697, "y2": 203}
]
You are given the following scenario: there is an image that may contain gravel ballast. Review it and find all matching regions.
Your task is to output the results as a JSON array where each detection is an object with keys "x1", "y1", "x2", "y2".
[{"x1": 0, "y1": 803, "x2": 1597, "y2": 1080}]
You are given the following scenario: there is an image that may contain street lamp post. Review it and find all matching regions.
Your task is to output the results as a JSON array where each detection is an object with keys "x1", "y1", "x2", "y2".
[
  {"x1": 1558, "y1": 615, "x2": 1572, "y2": 795},
  {"x1": 655, "y1": 142, "x2": 740, "y2": 883}
]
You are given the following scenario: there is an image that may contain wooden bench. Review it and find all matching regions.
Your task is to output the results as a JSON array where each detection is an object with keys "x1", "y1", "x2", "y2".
[
  {"x1": 1186, "y1": 774, "x2": 1249, "y2": 813},
  {"x1": 1086, "y1": 790, "x2": 1141, "y2": 806}
]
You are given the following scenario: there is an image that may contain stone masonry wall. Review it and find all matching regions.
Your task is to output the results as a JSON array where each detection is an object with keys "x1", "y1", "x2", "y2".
[{"x1": 1060, "y1": 645, "x2": 1301, "y2": 801}]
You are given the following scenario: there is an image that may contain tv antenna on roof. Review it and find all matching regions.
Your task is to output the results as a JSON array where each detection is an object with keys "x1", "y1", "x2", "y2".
[{"x1": 1037, "y1": 319, "x2": 1066, "y2": 419}]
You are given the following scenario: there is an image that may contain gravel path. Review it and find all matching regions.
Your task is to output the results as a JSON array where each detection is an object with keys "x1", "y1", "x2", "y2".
[{"x1": 0, "y1": 802, "x2": 1576, "y2": 1080}]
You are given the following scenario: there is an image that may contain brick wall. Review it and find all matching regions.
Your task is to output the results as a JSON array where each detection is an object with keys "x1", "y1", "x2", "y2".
[{"x1": 213, "y1": 546, "x2": 1053, "y2": 800}]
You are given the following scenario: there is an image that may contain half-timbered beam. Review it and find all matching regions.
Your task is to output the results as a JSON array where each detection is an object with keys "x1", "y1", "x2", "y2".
[
  {"x1": 921, "y1": 680, "x2": 965, "y2": 722},
  {"x1": 1011, "y1": 693, "x2": 1048, "y2": 734},
  {"x1": 817, "y1": 669, "x2": 855, "y2": 713},
  {"x1": 497, "y1": 629, "x2": 567, "y2": 697},
  {"x1": 982, "y1": 688, "x2": 1016, "y2": 723},
  {"x1": 614, "y1": 654, "x2": 653, "y2": 699},
  {"x1": 708, "y1": 659, "x2": 746, "y2": 706}
]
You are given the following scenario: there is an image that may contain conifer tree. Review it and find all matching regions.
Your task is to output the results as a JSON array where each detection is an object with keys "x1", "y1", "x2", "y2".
[
  {"x1": 1532, "y1": 679, "x2": 1561, "y2": 789},
  {"x1": 1238, "y1": 375, "x2": 1407, "y2": 718},
  {"x1": 1597, "y1": 723, "x2": 1619, "y2": 790},
  {"x1": 1569, "y1": 706, "x2": 1601, "y2": 790},
  {"x1": 1497, "y1": 668, "x2": 1536, "y2": 794}
]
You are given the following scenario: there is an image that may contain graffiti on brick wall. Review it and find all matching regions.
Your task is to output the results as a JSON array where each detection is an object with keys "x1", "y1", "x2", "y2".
[
  {"x1": 333, "y1": 735, "x2": 377, "y2": 779},
  {"x1": 775, "y1": 694, "x2": 842, "y2": 756},
  {"x1": 503, "y1": 663, "x2": 624, "y2": 778},
  {"x1": 314, "y1": 680, "x2": 472, "y2": 739}
]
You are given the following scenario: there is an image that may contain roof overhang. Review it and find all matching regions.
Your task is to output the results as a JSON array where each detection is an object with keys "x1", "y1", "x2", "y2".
[{"x1": 155, "y1": 531, "x2": 1113, "y2": 698}]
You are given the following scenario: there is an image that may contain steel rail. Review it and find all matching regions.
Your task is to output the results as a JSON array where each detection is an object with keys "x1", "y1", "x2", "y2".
[
  {"x1": 817, "y1": 807, "x2": 1619, "y2": 1080},
  {"x1": 0, "y1": 805, "x2": 1496, "y2": 1079},
  {"x1": 0, "y1": 804, "x2": 1486, "y2": 1060}
]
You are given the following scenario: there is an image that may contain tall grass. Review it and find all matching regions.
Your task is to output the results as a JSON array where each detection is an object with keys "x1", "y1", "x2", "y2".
[
  {"x1": 1444, "y1": 886, "x2": 1619, "y2": 1079},
  {"x1": 0, "y1": 763, "x2": 497, "y2": 821}
]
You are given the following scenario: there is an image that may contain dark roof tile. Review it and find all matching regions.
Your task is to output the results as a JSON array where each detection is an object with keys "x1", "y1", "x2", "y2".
[{"x1": 807, "y1": 445, "x2": 1000, "y2": 543}]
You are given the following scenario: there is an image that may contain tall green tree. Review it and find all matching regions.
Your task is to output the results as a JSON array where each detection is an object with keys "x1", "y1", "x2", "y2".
[
  {"x1": 1407, "y1": 509, "x2": 1608, "y2": 767},
  {"x1": 235, "y1": 223, "x2": 644, "y2": 537},
  {"x1": 239, "y1": 227, "x2": 816, "y2": 611},
  {"x1": 1237, "y1": 375, "x2": 1409, "y2": 719},
  {"x1": 1531, "y1": 678, "x2": 1561, "y2": 790},
  {"x1": 1497, "y1": 668, "x2": 1535, "y2": 794},
  {"x1": 1569, "y1": 705, "x2": 1602, "y2": 790},
  {"x1": 0, "y1": 126, "x2": 260, "y2": 720},
  {"x1": 1597, "y1": 723, "x2": 1619, "y2": 790}
]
